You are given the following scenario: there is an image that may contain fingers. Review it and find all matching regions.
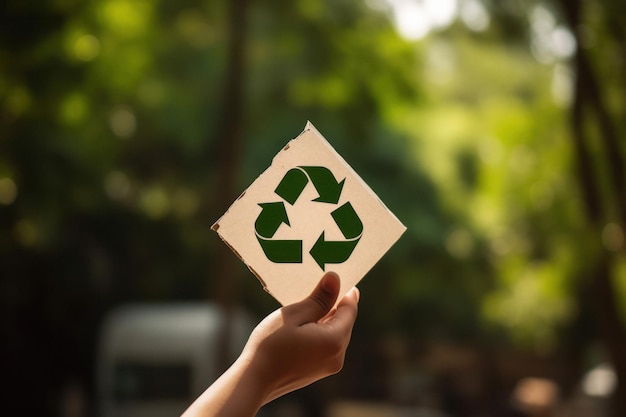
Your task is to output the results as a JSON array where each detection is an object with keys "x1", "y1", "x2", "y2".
[
  {"x1": 343, "y1": 286, "x2": 360, "y2": 304},
  {"x1": 286, "y1": 272, "x2": 341, "y2": 325},
  {"x1": 323, "y1": 286, "x2": 359, "y2": 331}
]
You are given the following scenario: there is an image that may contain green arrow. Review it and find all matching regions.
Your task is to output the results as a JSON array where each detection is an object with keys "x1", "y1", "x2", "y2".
[
  {"x1": 301, "y1": 166, "x2": 345, "y2": 204},
  {"x1": 309, "y1": 231, "x2": 360, "y2": 271},
  {"x1": 331, "y1": 202, "x2": 363, "y2": 239},
  {"x1": 256, "y1": 236, "x2": 303, "y2": 263},
  {"x1": 255, "y1": 202, "x2": 289, "y2": 238},
  {"x1": 275, "y1": 168, "x2": 309, "y2": 205}
]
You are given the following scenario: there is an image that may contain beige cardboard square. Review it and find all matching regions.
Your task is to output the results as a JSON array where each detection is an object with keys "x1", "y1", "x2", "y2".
[{"x1": 212, "y1": 122, "x2": 406, "y2": 306}]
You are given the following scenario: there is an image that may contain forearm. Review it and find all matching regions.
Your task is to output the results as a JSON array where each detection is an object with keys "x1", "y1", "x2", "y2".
[
  {"x1": 181, "y1": 274, "x2": 358, "y2": 417},
  {"x1": 181, "y1": 355, "x2": 269, "y2": 417}
]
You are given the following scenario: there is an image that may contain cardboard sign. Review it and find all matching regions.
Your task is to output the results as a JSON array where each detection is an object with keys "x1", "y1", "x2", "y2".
[{"x1": 212, "y1": 122, "x2": 406, "y2": 306}]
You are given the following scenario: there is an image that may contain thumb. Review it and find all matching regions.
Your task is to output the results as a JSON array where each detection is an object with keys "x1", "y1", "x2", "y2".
[{"x1": 289, "y1": 272, "x2": 340, "y2": 325}]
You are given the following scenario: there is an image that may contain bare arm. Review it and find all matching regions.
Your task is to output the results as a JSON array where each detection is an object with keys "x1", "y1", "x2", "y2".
[{"x1": 181, "y1": 272, "x2": 360, "y2": 417}]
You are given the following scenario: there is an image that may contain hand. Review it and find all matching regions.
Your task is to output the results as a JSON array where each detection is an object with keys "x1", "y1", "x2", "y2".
[
  {"x1": 181, "y1": 272, "x2": 359, "y2": 417},
  {"x1": 243, "y1": 271, "x2": 360, "y2": 403}
]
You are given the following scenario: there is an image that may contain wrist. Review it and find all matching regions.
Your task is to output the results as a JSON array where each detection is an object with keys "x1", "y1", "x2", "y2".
[
  {"x1": 234, "y1": 350, "x2": 276, "y2": 408},
  {"x1": 182, "y1": 353, "x2": 270, "y2": 417}
]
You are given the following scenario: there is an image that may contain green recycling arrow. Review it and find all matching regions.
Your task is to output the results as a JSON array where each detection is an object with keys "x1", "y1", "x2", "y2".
[
  {"x1": 274, "y1": 168, "x2": 308, "y2": 205},
  {"x1": 330, "y1": 202, "x2": 363, "y2": 239},
  {"x1": 310, "y1": 202, "x2": 362, "y2": 270},
  {"x1": 255, "y1": 236, "x2": 303, "y2": 263},
  {"x1": 255, "y1": 202, "x2": 289, "y2": 238},
  {"x1": 275, "y1": 166, "x2": 345, "y2": 205},
  {"x1": 255, "y1": 166, "x2": 362, "y2": 270},
  {"x1": 255, "y1": 202, "x2": 302, "y2": 263}
]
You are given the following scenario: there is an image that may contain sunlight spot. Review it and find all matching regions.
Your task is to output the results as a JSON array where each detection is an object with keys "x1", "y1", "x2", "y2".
[
  {"x1": 139, "y1": 185, "x2": 170, "y2": 219},
  {"x1": 550, "y1": 26, "x2": 576, "y2": 59},
  {"x1": 392, "y1": 0, "x2": 430, "y2": 40},
  {"x1": 460, "y1": 0, "x2": 489, "y2": 31},
  {"x1": 601, "y1": 222, "x2": 624, "y2": 252},
  {"x1": 175, "y1": 9, "x2": 215, "y2": 48},
  {"x1": 445, "y1": 228, "x2": 474, "y2": 259},
  {"x1": 364, "y1": 0, "x2": 389, "y2": 12},
  {"x1": 423, "y1": 0, "x2": 457, "y2": 29},
  {"x1": 14, "y1": 219, "x2": 38, "y2": 247},
  {"x1": 318, "y1": 76, "x2": 351, "y2": 108},
  {"x1": 98, "y1": 0, "x2": 152, "y2": 38},
  {"x1": 386, "y1": 0, "x2": 458, "y2": 40},
  {"x1": 297, "y1": 0, "x2": 324, "y2": 19},
  {"x1": 531, "y1": 4, "x2": 555, "y2": 30},
  {"x1": 104, "y1": 171, "x2": 131, "y2": 201},
  {"x1": 0, "y1": 177, "x2": 17, "y2": 205},
  {"x1": 583, "y1": 364, "x2": 616, "y2": 398},
  {"x1": 110, "y1": 106, "x2": 136, "y2": 139},
  {"x1": 6, "y1": 86, "x2": 31, "y2": 117},
  {"x1": 530, "y1": 5, "x2": 556, "y2": 64},
  {"x1": 73, "y1": 34, "x2": 101, "y2": 61},
  {"x1": 530, "y1": 5, "x2": 576, "y2": 64}
]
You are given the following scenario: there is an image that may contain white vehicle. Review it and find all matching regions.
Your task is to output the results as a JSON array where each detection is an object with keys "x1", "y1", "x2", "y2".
[{"x1": 97, "y1": 303, "x2": 253, "y2": 417}]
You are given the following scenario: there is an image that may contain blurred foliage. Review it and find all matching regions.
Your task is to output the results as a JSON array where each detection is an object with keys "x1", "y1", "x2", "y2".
[{"x1": 1, "y1": 0, "x2": 625, "y2": 414}]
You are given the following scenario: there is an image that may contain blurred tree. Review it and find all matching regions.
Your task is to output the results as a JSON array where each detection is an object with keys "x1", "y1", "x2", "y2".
[
  {"x1": 212, "y1": 0, "x2": 250, "y2": 375},
  {"x1": 556, "y1": 0, "x2": 626, "y2": 414},
  {"x1": 420, "y1": 0, "x2": 626, "y2": 413},
  {"x1": 373, "y1": 0, "x2": 625, "y2": 414}
]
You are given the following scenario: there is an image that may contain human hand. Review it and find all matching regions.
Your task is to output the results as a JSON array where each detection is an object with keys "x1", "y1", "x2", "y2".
[
  {"x1": 242, "y1": 271, "x2": 360, "y2": 404},
  {"x1": 181, "y1": 272, "x2": 359, "y2": 417}
]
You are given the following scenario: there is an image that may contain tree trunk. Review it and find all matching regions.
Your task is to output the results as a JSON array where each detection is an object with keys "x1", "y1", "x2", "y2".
[
  {"x1": 590, "y1": 254, "x2": 626, "y2": 417},
  {"x1": 212, "y1": 0, "x2": 250, "y2": 375},
  {"x1": 556, "y1": 0, "x2": 626, "y2": 415}
]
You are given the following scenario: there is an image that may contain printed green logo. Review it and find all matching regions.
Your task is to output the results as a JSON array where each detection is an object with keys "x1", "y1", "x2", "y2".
[{"x1": 254, "y1": 166, "x2": 363, "y2": 270}]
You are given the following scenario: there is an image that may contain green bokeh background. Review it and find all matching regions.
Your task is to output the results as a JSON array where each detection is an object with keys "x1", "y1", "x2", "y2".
[{"x1": 1, "y1": 0, "x2": 624, "y2": 415}]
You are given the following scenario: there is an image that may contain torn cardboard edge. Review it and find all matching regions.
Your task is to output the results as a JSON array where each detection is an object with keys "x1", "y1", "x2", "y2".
[
  {"x1": 210, "y1": 122, "x2": 312, "y2": 230},
  {"x1": 211, "y1": 224, "x2": 270, "y2": 292},
  {"x1": 298, "y1": 121, "x2": 405, "y2": 232},
  {"x1": 210, "y1": 123, "x2": 318, "y2": 295}
]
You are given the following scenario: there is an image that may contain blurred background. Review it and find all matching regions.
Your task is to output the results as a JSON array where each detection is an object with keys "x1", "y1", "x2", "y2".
[{"x1": 1, "y1": 0, "x2": 625, "y2": 416}]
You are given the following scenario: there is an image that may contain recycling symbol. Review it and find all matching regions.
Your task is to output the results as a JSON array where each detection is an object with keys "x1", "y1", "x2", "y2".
[{"x1": 254, "y1": 166, "x2": 363, "y2": 271}]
